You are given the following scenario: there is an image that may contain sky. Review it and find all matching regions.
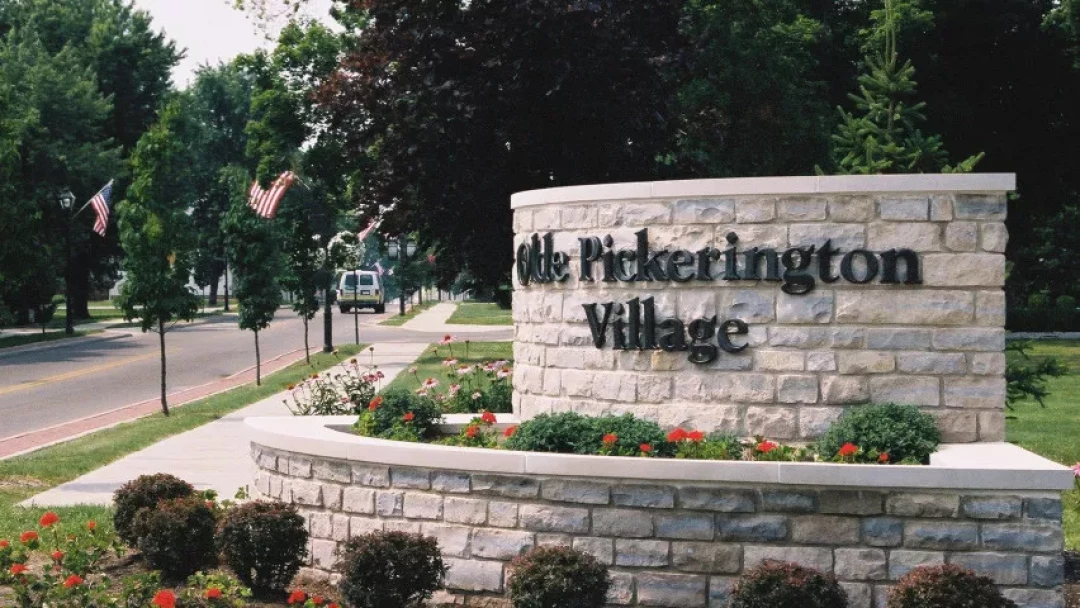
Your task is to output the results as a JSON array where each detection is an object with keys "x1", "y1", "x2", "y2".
[{"x1": 131, "y1": 0, "x2": 334, "y2": 88}]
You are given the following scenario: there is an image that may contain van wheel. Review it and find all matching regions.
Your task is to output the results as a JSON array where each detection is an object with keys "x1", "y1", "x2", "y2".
[
  {"x1": 340, "y1": 305, "x2": 350, "y2": 313},
  {"x1": 375, "y1": 305, "x2": 385, "y2": 314}
]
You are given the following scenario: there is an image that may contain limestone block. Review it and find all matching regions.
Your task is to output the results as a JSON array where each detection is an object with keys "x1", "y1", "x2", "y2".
[
  {"x1": 470, "y1": 528, "x2": 534, "y2": 560},
  {"x1": 735, "y1": 198, "x2": 776, "y2": 223},
  {"x1": 777, "y1": 375, "x2": 818, "y2": 404},
  {"x1": 789, "y1": 223, "x2": 867, "y2": 251},
  {"x1": 472, "y1": 475, "x2": 540, "y2": 499},
  {"x1": 969, "y1": 353, "x2": 1006, "y2": 375},
  {"x1": 680, "y1": 488, "x2": 756, "y2": 513},
  {"x1": 615, "y1": 539, "x2": 670, "y2": 567},
  {"x1": 291, "y1": 480, "x2": 322, "y2": 506},
  {"x1": 943, "y1": 377, "x2": 1006, "y2": 408},
  {"x1": 922, "y1": 253, "x2": 1005, "y2": 287},
  {"x1": 593, "y1": 371, "x2": 636, "y2": 402},
  {"x1": 980, "y1": 523, "x2": 1063, "y2": 553},
  {"x1": 975, "y1": 291, "x2": 1007, "y2": 326},
  {"x1": 744, "y1": 406, "x2": 797, "y2": 439},
  {"x1": 743, "y1": 546, "x2": 834, "y2": 572},
  {"x1": 637, "y1": 374, "x2": 673, "y2": 403},
  {"x1": 444, "y1": 497, "x2": 489, "y2": 525},
  {"x1": 601, "y1": 202, "x2": 671, "y2": 227},
  {"x1": 723, "y1": 224, "x2": 788, "y2": 248},
  {"x1": 862, "y1": 518, "x2": 903, "y2": 547},
  {"x1": 887, "y1": 494, "x2": 959, "y2": 518},
  {"x1": 1026, "y1": 497, "x2": 1064, "y2": 522},
  {"x1": 535, "y1": 533, "x2": 572, "y2": 548},
  {"x1": 654, "y1": 512, "x2": 715, "y2": 540},
  {"x1": 651, "y1": 225, "x2": 716, "y2": 253},
  {"x1": 1030, "y1": 555, "x2": 1065, "y2": 588},
  {"x1": 561, "y1": 205, "x2": 598, "y2": 229},
  {"x1": 867, "y1": 222, "x2": 942, "y2": 251},
  {"x1": 560, "y1": 370, "x2": 594, "y2": 398},
  {"x1": 792, "y1": 515, "x2": 861, "y2": 545},
  {"x1": 754, "y1": 351, "x2": 804, "y2": 371},
  {"x1": 931, "y1": 410, "x2": 978, "y2": 443},
  {"x1": 716, "y1": 515, "x2": 789, "y2": 542},
  {"x1": 960, "y1": 496, "x2": 1022, "y2": 520},
  {"x1": 829, "y1": 197, "x2": 875, "y2": 222},
  {"x1": 532, "y1": 206, "x2": 559, "y2": 230},
  {"x1": 443, "y1": 558, "x2": 504, "y2": 593},
  {"x1": 869, "y1": 376, "x2": 940, "y2": 406},
  {"x1": 821, "y1": 376, "x2": 870, "y2": 405},
  {"x1": 673, "y1": 199, "x2": 735, "y2": 224},
  {"x1": 313, "y1": 459, "x2": 351, "y2": 483},
  {"x1": 948, "y1": 552, "x2": 1028, "y2": 585},
  {"x1": 930, "y1": 195, "x2": 953, "y2": 221},
  {"x1": 635, "y1": 572, "x2": 708, "y2": 607},
  {"x1": 798, "y1": 407, "x2": 844, "y2": 439},
  {"x1": 708, "y1": 576, "x2": 738, "y2": 608},
  {"x1": 1001, "y1": 589, "x2": 1065, "y2": 608},
  {"x1": 518, "y1": 505, "x2": 590, "y2": 534},
  {"x1": 978, "y1": 411, "x2": 1006, "y2": 442},
  {"x1": 954, "y1": 194, "x2": 1007, "y2": 220},
  {"x1": 572, "y1": 536, "x2": 614, "y2": 565},
  {"x1": 717, "y1": 289, "x2": 776, "y2": 323},
  {"x1": 349, "y1": 516, "x2": 383, "y2": 537},
  {"x1": 819, "y1": 491, "x2": 884, "y2": 516},
  {"x1": 421, "y1": 523, "x2": 472, "y2": 558},
  {"x1": 778, "y1": 197, "x2": 828, "y2": 221},
  {"x1": 671, "y1": 542, "x2": 741, "y2": 574},
  {"x1": 896, "y1": 352, "x2": 966, "y2": 375},
  {"x1": 729, "y1": 374, "x2": 776, "y2": 403},
  {"x1": 866, "y1": 328, "x2": 932, "y2": 350},
  {"x1": 310, "y1": 539, "x2": 337, "y2": 570},
  {"x1": 342, "y1": 488, "x2": 375, "y2": 515},
  {"x1": 540, "y1": 479, "x2": 611, "y2": 505},
  {"x1": 835, "y1": 548, "x2": 888, "y2": 581},
  {"x1": 769, "y1": 326, "x2": 829, "y2": 348},
  {"x1": 944, "y1": 222, "x2": 978, "y2": 251},
  {"x1": 309, "y1": 512, "x2": 332, "y2": 540},
  {"x1": 331, "y1": 515, "x2": 350, "y2": 541},
  {"x1": 678, "y1": 290, "x2": 718, "y2": 320},
  {"x1": 512, "y1": 209, "x2": 532, "y2": 233},
  {"x1": 593, "y1": 508, "x2": 654, "y2": 538},
  {"x1": 403, "y1": 493, "x2": 443, "y2": 520},
  {"x1": 903, "y1": 521, "x2": 979, "y2": 550},
  {"x1": 981, "y1": 223, "x2": 1008, "y2": 252},
  {"x1": 888, "y1": 550, "x2": 944, "y2": 579},
  {"x1": 608, "y1": 571, "x2": 635, "y2": 605},
  {"x1": 391, "y1": 467, "x2": 432, "y2": 490},
  {"x1": 776, "y1": 292, "x2": 833, "y2": 324},
  {"x1": 835, "y1": 291, "x2": 973, "y2": 325},
  {"x1": 613, "y1": 485, "x2": 676, "y2": 509},
  {"x1": 878, "y1": 196, "x2": 929, "y2": 221},
  {"x1": 806, "y1": 351, "x2": 837, "y2": 372},
  {"x1": 831, "y1": 327, "x2": 867, "y2": 349},
  {"x1": 760, "y1": 489, "x2": 817, "y2": 513},
  {"x1": 488, "y1": 502, "x2": 519, "y2": 528},
  {"x1": 838, "y1": 351, "x2": 895, "y2": 374},
  {"x1": 657, "y1": 404, "x2": 741, "y2": 436}
]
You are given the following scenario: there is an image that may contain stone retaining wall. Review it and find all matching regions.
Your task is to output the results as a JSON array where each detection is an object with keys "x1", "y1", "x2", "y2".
[
  {"x1": 253, "y1": 443, "x2": 1065, "y2": 608},
  {"x1": 511, "y1": 176, "x2": 1015, "y2": 442}
]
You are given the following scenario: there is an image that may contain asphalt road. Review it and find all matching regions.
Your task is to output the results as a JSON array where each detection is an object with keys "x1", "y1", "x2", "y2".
[{"x1": 0, "y1": 308, "x2": 511, "y2": 440}]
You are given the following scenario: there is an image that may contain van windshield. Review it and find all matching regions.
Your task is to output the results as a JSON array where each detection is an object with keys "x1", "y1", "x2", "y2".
[{"x1": 345, "y1": 274, "x2": 375, "y2": 287}]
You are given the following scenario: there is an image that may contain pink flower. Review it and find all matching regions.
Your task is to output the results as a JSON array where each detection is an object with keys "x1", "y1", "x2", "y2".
[
  {"x1": 440, "y1": 335, "x2": 455, "y2": 345},
  {"x1": 423, "y1": 377, "x2": 439, "y2": 389},
  {"x1": 497, "y1": 367, "x2": 512, "y2": 380},
  {"x1": 442, "y1": 358, "x2": 459, "y2": 367},
  {"x1": 471, "y1": 391, "x2": 482, "y2": 401},
  {"x1": 448, "y1": 384, "x2": 462, "y2": 396},
  {"x1": 1073, "y1": 463, "x2": 1080, "y2": 478}
]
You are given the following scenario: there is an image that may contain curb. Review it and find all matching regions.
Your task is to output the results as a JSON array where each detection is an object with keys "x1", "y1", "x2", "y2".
[{"x1": 0, "y1": 331, "x2": 132, "y2": 359}]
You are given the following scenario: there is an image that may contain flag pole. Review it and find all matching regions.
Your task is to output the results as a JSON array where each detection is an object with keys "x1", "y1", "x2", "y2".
[{"x1": 71, "y1": 199, "x2": 94, "y2": 219}]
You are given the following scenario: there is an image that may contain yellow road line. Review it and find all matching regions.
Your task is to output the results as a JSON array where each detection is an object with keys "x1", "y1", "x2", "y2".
[{"x1": 0, "y1": 351, "x2": 163, "y2": 397}]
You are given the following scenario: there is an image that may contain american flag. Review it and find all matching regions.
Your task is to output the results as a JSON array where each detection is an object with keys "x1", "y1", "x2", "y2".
[
  {"x1": 89, "y1": 181, "x2": 113, "y2": 237},
  {"x1": 248, "y1": 171, "x2": 297, "y2": 219}
]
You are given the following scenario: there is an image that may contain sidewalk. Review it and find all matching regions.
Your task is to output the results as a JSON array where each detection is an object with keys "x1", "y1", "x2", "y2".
[
  {"x1": 401, "y1": 302, "x2": 508, "y2": 333},
  {"x1": 20, "y1": 342, "x2": 427, "y2": 507}
]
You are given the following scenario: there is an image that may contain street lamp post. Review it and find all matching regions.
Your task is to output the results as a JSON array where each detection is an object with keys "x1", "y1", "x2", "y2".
[
  {"x1": 387, "y1": 236, "x2": 416, "y2": 316},
  {"x1": 58, "y1": 189, "x2": 76, "y2": 336}
]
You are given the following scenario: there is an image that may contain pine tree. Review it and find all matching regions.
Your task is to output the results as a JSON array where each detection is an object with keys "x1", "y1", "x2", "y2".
[{"x1": 830, "y1": 0, "x2": 983, "y2": 174}]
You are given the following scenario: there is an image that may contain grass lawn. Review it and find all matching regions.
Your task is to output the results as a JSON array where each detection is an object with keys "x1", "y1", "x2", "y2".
[
  {"x1": 0, "y1": 344, "x2": 365, "y2": 540},
  {"x1": 446, "y1": 302, "x2": 513, "y2": 326},
  {"x1": 379, "y1": 300, "x2": 437, "y2": 326},
  {"x1": 386, "y1": 341, "x2": 513, "y2": 392},
  {"x1": 1005, "y1": 339, "x2": 1080, "y2": 549},
  {"x1": 0, "y1": 330, "x2": 100, "y2": 350}
]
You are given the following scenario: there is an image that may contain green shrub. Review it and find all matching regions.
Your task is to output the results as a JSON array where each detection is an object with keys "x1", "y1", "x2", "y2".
[
  {"x1": 179, "y1": 572, "x2": 254, "y2": 607},
  {"x1": 113, "y1": 473, "x2": 194, "y2": 545},
  {"x1": 218, "y1": 501, "x2": 308, "y2": 595},
  {"x1": 1056, "y1": 294, "x2": 1077, "y2": 310},
  {"x1": 591, "y1": 413, "x2": 671, "y2": 457},
  {"x1": 508, "y1": 546, "x2": 610, "y2": 608},
  {"x1": 355, "y1": 387, "x2": 443, "y2": 441},
  {"x1": 132, "y1": 496, "x2": 217, "y2": 580},
  {"x1": 503, "y1": 412, "x2": 600, "y2": 454},
  {"x1": 887, "y1": 564, "x2": 1016, "y2": 608},
  {"x1": 729, "y1": 561, "x2": 847, "y2": 608},
  {"x1": 673, "y1": 433, "x2": 745, "y2": 460},
  {"x1": 816, "y1": 403, "x2": 940, "y2": 464},
  {"x1": 337, "y1": 531, "x2": 445, "y2": 608}
]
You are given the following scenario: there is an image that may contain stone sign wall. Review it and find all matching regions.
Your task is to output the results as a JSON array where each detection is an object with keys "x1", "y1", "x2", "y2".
[{"x1": 511, "y1": 175, "x2": 1016, "y2": 442}]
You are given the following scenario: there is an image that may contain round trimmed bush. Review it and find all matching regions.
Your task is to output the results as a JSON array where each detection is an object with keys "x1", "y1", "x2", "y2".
[
  {"x1": 815, "y1": 403, "x2": 940, "y2": 464},
  {"x1": 218, "y1": 501, "x2": 308, "y2": 595},
  {"x1": 357, "y1": 387, "x2": 443, "y2": 440},
  {"x1": 508, "y1": 546, "x2": 610, "y2": 608},
  {"x1": 133, "y1": 496, "x2": 217, "y2": 580},
  {"x1": 503, "y1": 412, "x2": 670, "y2": 456},
  {"x1": 887, "y1": 564, "x2": 1016, "y2": 608},
  {"x1": 729, "y1": 561, "x2": 847, "y2": 608},
  {"x1": 338, "y1": 530, "x2": 445, "y2": 608},
  {"x1": 113, "y1": 473, "x2": 194, "y2": 545}
]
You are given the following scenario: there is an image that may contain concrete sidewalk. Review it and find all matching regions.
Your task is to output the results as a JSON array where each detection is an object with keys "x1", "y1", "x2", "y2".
[
  {"x1": 20, "y1": 342, "x2": 428, "y2": 507},
  {"x1": 401, "y1": 302, "x2": 509, "y2": 333}
]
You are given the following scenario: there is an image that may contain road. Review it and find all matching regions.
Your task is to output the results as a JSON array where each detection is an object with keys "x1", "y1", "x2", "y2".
[{"x1": 0, "y1": 308, "x2": 511, "y2": 440}]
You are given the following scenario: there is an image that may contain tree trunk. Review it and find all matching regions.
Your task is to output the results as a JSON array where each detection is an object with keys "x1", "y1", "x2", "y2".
[
  {"x1": 159, "y1": 320, "x2": 170, "y2": 416},
  {"x1": 223, "y1": 263, "x2": 230, "y2": 312},
  {"x1": 255, "y1": 329, "x2": 262, "y2": 386},
  {"x1": 68, "y1": 259, "x2": 91, "y2": 321},
  {"x1": 208, "y1": 280, "x2": 219, "y2": 307},
  {"x1": 303, "y1": 316, "x2": 310, "y2": 364}
]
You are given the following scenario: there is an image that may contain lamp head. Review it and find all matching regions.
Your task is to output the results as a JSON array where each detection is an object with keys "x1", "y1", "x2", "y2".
[{"x1": 58, "y1": 188, "x2": 75, "y2": 211}]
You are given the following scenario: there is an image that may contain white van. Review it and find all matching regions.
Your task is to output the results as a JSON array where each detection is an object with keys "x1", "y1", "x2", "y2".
[{"x1": 337, "y1": 270, "x2": 385, "y2": 313}]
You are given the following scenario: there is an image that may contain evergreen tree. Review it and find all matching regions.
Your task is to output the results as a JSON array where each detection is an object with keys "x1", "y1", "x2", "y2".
[
  {"x1": 829, "y1": 0, "x2": 983, "y2": 174},
  {"x1": 116, "y1": 99, "x2": 201, "y2": 415},
  {"x1": 223, "y1": 167, "x2": 284, "y2": 386}
]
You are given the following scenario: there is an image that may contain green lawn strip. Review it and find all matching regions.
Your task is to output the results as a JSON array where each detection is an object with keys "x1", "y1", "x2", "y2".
[
  {"x1": 379, "y1": 300, "x2": 438, "y2": 326},
  {"x1": 0, "y1": 344, "x2": 365, "y2": 540},
  {"x1": 385, "y1": 341, "x2": 513, "y2": 392},
  {"x1": 445, "y1": 302, "x2": 512, "y2": 326},
  {"x1": 0, "y1": 330, "x2": 100, "y2": 350},
  {"x1": 1005, "y1": 339, "x2": 1080, "y2": 549}
]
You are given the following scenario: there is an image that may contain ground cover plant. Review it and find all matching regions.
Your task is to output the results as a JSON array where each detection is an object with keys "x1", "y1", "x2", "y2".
[{"x1": 445, "y1": 302, "x2": 512, "y2": 326}]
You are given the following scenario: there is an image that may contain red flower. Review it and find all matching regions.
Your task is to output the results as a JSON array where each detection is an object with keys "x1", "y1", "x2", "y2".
[
  {"x1": 312, "y1": 597, "x2": 325, "y2": 606},
  {"x1": 480, "y1": 410, "x2": 497, "y2": 425},
  {"x1": 206, "y1": 588, "x2": 223, "y2": 599},
  {"x1": 368, "y1": 396, "x2": 383, "y2": 411},
  {"x1": 152, "y1": 590, "x2": 176, "y2": 608},
  {"x1": 667, "y1": 428, "x2": 688, "y2": 443},
  {"x1": 51, "y1": 550, "x2": 64, "y2": 562},
  {"x1": 64, "y1": 575, "x2": 84, "y2": 588},
  {"x1": 39, "y1": 512, "x2": 59, "y2": 527},
  {"x1": 465, "y1": 425, "x2": 480, "y2": 438},
  {"x1": 20, "y1": 530, "x2": 38, "y2": 544},
  {"x1": 687, "y1": 430, "x2": 706, "y2": 442},
  {"x1": 602, "y1": 433, "x2": 618, "y2": 446},
  {"x1": 639, "y1": 443, "x2": 653, "y2": 454},
  {"x1": 329, "y1": 604, "x2": 340, "y2": 608},
  {"x1": 503, "y1": 425, "x2": 518, "y2": 438},
  {"x1": 878, "y1": 452, "x2": 890, "y2": 464},
  {"x1": 0, "y1": 539, "x2": 8, "y2": 548},
  {"x1": 838, "y1": 442, "x2": 859, "y2": 458},
  {"x1": 756, "y1": 440, "x2": 778, "y2": 454},
  {"x1": 402, "y1": 412, "x2": 415, "y2": 422},
  {"x1": 10, "y1": 563, "x2": 27, "y2": 576},
  {"x1": 288, "y1": 590, "x2": 307, "y2": 604},
  {"x1": 86, "y1": 521, "x2": 97, "y2": 531}
]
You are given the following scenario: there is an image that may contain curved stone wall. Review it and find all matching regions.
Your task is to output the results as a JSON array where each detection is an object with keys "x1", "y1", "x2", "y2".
[
  {"x1": 247, "y1": 417, "x2": 1070, "y2": 608},
  {"x1": 511, "y1": 175, "x2": 1016, "y2": 442}
]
